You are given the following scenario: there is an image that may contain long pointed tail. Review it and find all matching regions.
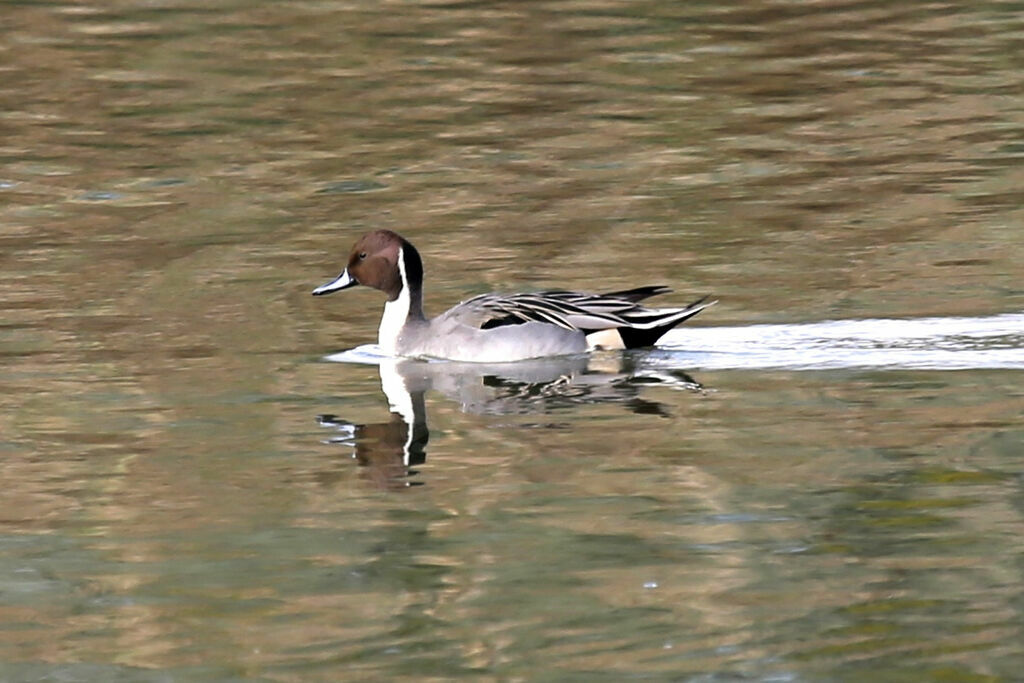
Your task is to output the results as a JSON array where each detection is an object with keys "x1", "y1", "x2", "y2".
[{"x1": 617, "y1": 296, "x2": 717, "y2": 348}]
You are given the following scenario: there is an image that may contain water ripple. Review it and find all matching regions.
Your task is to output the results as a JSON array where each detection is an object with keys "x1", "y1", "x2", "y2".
[{"x1": 662, "y1": 313, "x2": 1024, "y2": 370}]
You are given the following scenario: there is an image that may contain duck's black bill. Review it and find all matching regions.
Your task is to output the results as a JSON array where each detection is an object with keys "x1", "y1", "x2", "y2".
[{"x1": 312, "y1": 270, "x2": 358, "y2": 296}]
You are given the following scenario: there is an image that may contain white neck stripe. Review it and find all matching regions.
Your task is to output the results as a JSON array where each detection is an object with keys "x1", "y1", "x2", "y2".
[{"x1": 378, "y1": 247, "x2": 410, "y2": 355}]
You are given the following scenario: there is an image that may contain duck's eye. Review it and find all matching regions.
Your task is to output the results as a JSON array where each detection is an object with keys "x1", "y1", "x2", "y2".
[{"x1": 358, "y1": 252, "x2": 367, "y2": 260}]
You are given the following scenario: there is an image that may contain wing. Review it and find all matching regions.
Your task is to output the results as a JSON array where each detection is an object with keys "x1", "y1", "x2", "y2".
[{"x1": 456, "y1": 288, "x2": 706, "y2": 334}]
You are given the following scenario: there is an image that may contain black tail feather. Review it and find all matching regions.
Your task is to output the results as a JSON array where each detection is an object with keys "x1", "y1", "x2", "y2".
[{"x1": 617, "y1": 295, "x2": 715, "y2": 348}]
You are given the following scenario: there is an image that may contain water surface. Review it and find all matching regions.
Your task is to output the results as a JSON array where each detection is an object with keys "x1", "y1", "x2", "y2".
[{"x1": 2, "y1": 0, "x2": 1023, "y2": 680}]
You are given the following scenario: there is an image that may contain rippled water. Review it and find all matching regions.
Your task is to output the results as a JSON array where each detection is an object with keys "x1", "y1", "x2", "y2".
[
  {"x1": 2, "y1": 0, "x2": 1023, "y2": 680},
  {"x1": 664, "y1": 313, "x2": 1024, "y2": 370}
]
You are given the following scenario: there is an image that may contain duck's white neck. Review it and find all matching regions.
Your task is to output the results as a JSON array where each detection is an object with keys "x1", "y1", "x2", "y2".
[{"x1": 379, "y1": 247, "x2": 411, "y2": 355}]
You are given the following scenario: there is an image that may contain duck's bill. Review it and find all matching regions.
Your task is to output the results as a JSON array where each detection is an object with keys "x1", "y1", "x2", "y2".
[{"x1": 312, "y1": 270, "x2": 358, "y2": 296}]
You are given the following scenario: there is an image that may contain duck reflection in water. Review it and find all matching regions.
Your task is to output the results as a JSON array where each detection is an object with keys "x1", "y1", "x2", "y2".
[{"x1": 318, "y1": 353, "x2": 703, "y2": 489}]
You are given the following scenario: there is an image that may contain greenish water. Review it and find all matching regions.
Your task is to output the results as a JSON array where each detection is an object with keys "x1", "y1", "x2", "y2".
[{"x1": 1, "y1": 0, "x2": 1022, "y2": 680}]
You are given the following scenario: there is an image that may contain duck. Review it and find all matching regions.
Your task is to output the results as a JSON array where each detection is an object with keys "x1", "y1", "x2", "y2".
[{"x1": 312, "y1": 230, "x2": 715, "y2": 363}]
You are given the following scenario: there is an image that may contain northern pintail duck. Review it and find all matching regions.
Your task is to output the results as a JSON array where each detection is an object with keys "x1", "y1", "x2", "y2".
[{"x1": 312, "y1": 230, "x2": 714, "y2": 362}]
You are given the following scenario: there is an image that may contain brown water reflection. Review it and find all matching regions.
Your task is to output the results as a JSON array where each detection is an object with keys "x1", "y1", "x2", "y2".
[
  {"x1": 315, "y1": 355, "x2": 703, "y2": 488},
  {"x1": 2, "y1": 0, "x2": 1023, "y2": 680}
]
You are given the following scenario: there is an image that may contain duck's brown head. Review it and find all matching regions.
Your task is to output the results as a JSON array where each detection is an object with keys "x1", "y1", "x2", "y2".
[{"x1": 312, "y1": 230, "x2": 422, "y2": 302}]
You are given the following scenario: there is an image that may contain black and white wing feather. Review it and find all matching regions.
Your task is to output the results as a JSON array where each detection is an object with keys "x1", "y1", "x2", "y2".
[{"x1": 454, "y1": 286, "x2": 714, "y2": 348}]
